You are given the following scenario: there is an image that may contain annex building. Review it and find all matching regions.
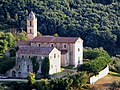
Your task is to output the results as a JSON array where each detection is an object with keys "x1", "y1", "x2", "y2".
[{"x1": 8, "y1": 11, "x2": 83, "y2": 78}]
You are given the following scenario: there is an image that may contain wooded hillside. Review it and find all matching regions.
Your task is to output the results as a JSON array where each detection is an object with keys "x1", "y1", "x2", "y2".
[{"x1": 0, "y1": 0, "x2": 120, "y2": 54}]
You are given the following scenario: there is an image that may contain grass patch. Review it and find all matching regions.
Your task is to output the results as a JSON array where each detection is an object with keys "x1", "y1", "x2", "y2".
[
  {"x1": 61, "y1": 68, "x2": 65, "y2": 71},
  {"x1": 110, "y1": 71, "x2": 120, "y2": 77}
]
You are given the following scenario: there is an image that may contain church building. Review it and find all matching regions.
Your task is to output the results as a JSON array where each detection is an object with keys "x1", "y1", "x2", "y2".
[{"x1": 8, "y1": 11, "x2": 83, "y2": 78}]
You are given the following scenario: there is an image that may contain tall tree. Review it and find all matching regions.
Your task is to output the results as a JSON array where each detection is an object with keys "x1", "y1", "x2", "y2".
[
  {"x1": 31, "y1": 56, "x2": 39, "y2": 74},
  {"x1": 41, "y1": 57, "x2": 50, "y2": 76}
]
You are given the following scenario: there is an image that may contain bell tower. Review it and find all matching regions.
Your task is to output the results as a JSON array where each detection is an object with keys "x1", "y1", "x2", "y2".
[{"x1": 27, "y1": 11, "x2": 37, "y2": 40}]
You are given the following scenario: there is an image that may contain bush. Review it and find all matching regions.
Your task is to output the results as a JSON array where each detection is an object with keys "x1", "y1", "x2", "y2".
[
  {"x1": 109, "y1": 57, "x2": 120, "y2": 73},
  {"x1": 110, "y1": 80, "x2": 120, "y2": 90},
  {"x1": 78, "y1": 48, "x2": 112, "y2": 75}
]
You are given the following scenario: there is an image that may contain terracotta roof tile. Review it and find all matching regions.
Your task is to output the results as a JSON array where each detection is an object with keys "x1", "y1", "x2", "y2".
[
  {"x1": 32, "y1": 36, "x2": 82, "y2": 43},
  {"x1": 17, "y1": 46, "x2": 54, "y2": 55}
]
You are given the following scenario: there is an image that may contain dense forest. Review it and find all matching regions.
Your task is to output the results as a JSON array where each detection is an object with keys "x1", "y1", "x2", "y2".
[{"x1": 0, "y1": 0, "x2": 120, "y2": 54}]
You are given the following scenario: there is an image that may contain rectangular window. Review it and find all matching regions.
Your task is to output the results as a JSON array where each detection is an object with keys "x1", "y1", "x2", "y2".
[
  {"x1": 30, "y1": 29, "x2": 32, "y2": 33},
  {"x1": 30, "y1": 21, "x2": 32, "y2": 26},
  {"x1": 54, "y1": 54, "x2": 56, "y2": 58},
  {"x1": 19, "y1": 65, "x2": 20, "y2": 69},
  {"x1": 39, "y1": 44, "x2": 40, "y2": 47},
  {"x1": 22, "y1": 55, "x2": 23, "y2": 58},
  {"x1": 78, "y1": 48, "x2": 80, "y2": 52},
  {"x1": 64, "y1": 44, "x2": 67, "y2": 48},
  {"x1": 27, "y1": 65, "x2": 29, "y2": 72}
]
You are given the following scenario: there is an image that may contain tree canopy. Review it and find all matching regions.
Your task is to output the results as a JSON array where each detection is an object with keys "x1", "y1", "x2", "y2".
[
  {"x1": 0, "y1": 0, "x2": 120, "y2": 54},
  {"x1": 0, "y1": 32, "x2": 16, "y2": 54},
  {"x1": 78, "y1": 48, "x2": 112, "y2": 75},
  {"x1": 41, "y1": 57, "x2": 50, "y2": 77}
]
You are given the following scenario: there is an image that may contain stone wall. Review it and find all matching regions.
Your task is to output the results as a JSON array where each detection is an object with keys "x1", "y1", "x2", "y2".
[{"x1": 90, "y1": 65, "x2": 109, "y2": 84}]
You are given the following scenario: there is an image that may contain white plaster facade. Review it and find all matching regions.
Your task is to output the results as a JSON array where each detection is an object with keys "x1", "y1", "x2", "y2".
[
  {"x1": 9, "y1": 47, "x2": 61, "y2": 78},
  {"x1": 49, "y1": 48, "x2": 61, "y2": 74}
]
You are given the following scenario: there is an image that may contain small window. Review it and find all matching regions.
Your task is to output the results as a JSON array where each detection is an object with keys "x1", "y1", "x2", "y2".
[
  {"x1": 30, "y1": 21, "x2": 32, "y2": 26},
  {"x1": 27, "y1": 65, "x2": 29, "y2": 72},
  {"x1": 22, "y1": 55, "x2": 24, "y2": 58},
  {"x1": 58, "y1": 55, "x2": 59, "y2": 58},
  {"x1": 29, "y1": 56, "x2": 30, "y2": 59},
  {"x1": 39, "y1": 44, "x2": 40, "y2": 47},
  {"x1": 19, "y1": 65, "x2": 20, "y2": 69},
  {"x1": 54, "y1": 54, "x2": 56, "y2": 58},
  {"x1": 78, "y1": 48, "x2": 80, "y2": 52},
  {"x1": 51, "y1": 44, "x2": 54, "y2": 47},
  {"x1": 30, "y1": 29, "x2": 32, "y2": 33},
  {"x1": 64, "y1": 44, "x2": 67, "y2": 48}
]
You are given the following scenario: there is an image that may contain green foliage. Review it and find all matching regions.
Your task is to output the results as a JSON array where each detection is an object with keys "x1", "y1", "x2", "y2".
[
  {"x1": 37, "y1": 79, "x2": 50, "y2": 90},
  {"x1": 36, "y1": 72, "x2": 88, "y2": 90},
  {"x1": 110, "y1": 80, "x2": 120, "y2": 90},
  {"x1": 69, "y1": 72, "x2": 88, "y2": 89},
  {"x1": 27, "y1": 73, "x2": 36, "y2": 90},
  {"x1": 28, "y1": 73, "x2": 35, "y2": 85},
  {"x1": 0, "y1": 82, "x2": 28, "y2": 90},
  {"x1": 0, "y1": 32, "x2": 16, "y2": 54},
  {"x1": 0, "y1": 0, "x2": 120, "y2": 54},
  {"x1": 54, "y1": 33, "x2": 58, "y2": 37},
  {"x1": 17, "y1": 31, "x2": 27, "y2": 41},
  {"x1": 78, "y1": 48, "x2": 112, "y2": 75},
  {"x1": 0, "y1": 57, "x2": 15, "y2": 74},
  {"x1": 109, "y1": 57, "x2": 120, "y2": 73},
  {"x1": 9, "y1": 48, "x2": 16, "y2": 57},
  {"x1": 83, "y1": 49, "x2": 99, "y2": 60},
  {"x1": 5, "y1": 32, "x2": 16, "y2": 47},
  {"x1": 92, "y1": 0, "x2": 114, "y2": 4},
  {"x1": 0, "y1": 72, "x2": 88, "y2": 90},
  {"x1": 31, "y1": 56, "x2": 39, "y2": 74},
  {"x1": 41, "y1": 57, "x2": 50, "y2": 76}
]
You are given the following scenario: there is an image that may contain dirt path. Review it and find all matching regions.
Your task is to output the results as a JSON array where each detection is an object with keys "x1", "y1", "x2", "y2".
[{"x1": 93, "y1": 74, "x2": 120, "y2": 89}]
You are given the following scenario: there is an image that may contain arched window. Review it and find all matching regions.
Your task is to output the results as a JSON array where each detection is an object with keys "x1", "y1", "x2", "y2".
[
  {"x1": 27, "y1": 65, "x2": 29, "y2": 72},
  {"x1": 22, "y1": 55, "x2": 24, "y2": 58},
  {"x1": 19, "y1": 65, "x2": 20, "y2": 69},
  {"x1": 30, "y1": 21, "x2": 32, "y2": 26},
  {"x1": 30, "y1": 29, "x2": 32, "y2": 33}
]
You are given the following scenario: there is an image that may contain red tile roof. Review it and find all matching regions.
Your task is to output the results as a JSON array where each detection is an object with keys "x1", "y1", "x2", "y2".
[
  {"x1": 32, "y1": 36, "x2": 82, "y2": 43},
  {"x1": 16, "y1": 41, "x2": 30, "y2": 46},
  {"x1": 17, "y1": 46, "x2": 54, "y2": 55}
]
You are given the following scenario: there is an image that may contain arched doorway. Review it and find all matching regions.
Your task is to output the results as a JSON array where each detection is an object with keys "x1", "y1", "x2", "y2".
[{"x1": 12, "y1": 70, "x2": 16, "y2": 78}]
